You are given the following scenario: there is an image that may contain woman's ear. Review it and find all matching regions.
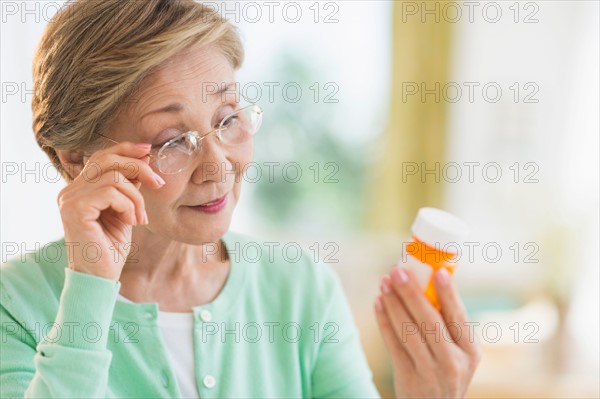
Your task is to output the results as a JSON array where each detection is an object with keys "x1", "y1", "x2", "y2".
[{"x1": 56, "y1": 149, "x2": 87, "y2": 180}]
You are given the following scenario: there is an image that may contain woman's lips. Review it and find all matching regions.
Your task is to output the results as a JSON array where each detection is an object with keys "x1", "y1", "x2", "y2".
[{"x1": 189, "y1": 193, "x2": 228, "y2": 214}]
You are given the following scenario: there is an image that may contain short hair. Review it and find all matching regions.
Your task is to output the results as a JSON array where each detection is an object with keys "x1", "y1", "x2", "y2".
[{"x1": 32, "y1": 0, "x2": 244, "y2": 181}]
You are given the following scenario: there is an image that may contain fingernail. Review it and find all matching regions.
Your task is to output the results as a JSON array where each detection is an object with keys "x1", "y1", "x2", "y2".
[
  {"x1": 436, "y1": 268, "x2": 450, "y2": 286},
  {"x1": 153, "y1": 172, "x2": 166, "y2": 186},
  {"x1": 380, "y1": 277, "x2": 391, "y2": 294},
  {"x1": 143, "y1": 210, "x2": 149, "y2": 225},
  {"x1": 374, "y1": 296, "x2": 383, "y2": 312},
  {"x1": 392, "y1": 268, "x2": 409, "y2": 285},
  {"x1": 135, "y1": 143, "x2": 152, "y2": 149}
]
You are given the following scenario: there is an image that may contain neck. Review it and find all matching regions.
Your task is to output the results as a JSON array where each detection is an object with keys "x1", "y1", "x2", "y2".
[{"x1": 118, "y1": 228, "x2": 229, "y2": 302}]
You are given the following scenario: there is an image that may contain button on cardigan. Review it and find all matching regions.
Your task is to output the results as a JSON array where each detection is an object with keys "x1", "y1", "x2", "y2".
[{"x1": 0, "y1": 230, "x2": 381, "y2": 398}]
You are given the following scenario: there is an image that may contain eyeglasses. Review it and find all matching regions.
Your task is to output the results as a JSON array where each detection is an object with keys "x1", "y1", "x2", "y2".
[{"x1": 97, "y1": 103, "x2": 263, "y2": 174}]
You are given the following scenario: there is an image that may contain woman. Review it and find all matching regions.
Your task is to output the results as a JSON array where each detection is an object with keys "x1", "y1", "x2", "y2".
[{"x1": 0, "y1": 0, "x2": 480, "y2": 397}]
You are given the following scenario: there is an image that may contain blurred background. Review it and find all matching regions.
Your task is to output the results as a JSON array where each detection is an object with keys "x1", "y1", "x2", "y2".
[{"x1": 2, "y1": 1, "x2": 598, "y2": 397}]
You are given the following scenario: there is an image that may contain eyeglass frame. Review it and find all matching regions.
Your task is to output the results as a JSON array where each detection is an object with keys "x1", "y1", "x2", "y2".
[{"x1": 95, "y1": 103, "x2": 263, "y2": 174}]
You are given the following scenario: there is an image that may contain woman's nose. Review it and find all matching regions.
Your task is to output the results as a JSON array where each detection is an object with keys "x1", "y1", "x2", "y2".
[{"x1": 190, "y1": 133, "x2": 231, "y2": 183}]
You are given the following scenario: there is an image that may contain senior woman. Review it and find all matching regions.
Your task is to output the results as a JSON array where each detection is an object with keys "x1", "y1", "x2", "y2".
[{"x1": 0, "y1": 0, "x2": 480, "y2": 398}]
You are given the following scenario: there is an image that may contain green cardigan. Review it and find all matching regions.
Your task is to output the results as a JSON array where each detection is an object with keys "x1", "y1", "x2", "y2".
[{"x1": 1, "y1": 230, "x2": 380, "y2": 398}]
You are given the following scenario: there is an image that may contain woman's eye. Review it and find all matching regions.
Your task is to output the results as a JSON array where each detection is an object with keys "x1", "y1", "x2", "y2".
[
  {"x1": 152, "y1": 138, "x2": 173, "y2": 149},
  {"x1": 220, "y1": 106, "x2": 242, "y2": 127},
  {"x1": 152, "y1": 129, "x2": 183, "y2": 148},
  {"x1": 221, "y1": 115, "x2": 239, "y2": 128}
]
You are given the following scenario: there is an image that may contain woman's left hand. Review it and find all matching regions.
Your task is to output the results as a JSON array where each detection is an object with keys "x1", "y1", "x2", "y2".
[{"x1": 374, "y1": 267, "x2": 481, "y2": 398}]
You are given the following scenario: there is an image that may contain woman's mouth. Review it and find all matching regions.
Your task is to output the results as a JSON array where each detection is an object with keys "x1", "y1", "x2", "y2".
[{"x1": 189, "y1": 193, "x2": 228, "y2": 214}]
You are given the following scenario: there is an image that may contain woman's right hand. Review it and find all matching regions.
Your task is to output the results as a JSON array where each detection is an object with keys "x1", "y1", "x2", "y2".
[{"x1": 57, "y1": 142, "x2": 165, "y2": 281}]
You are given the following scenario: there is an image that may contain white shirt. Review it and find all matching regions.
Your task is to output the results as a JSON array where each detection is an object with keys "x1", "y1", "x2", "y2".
[{"x1": 117, "y1": 294, "x2": 200, "y2": 398}]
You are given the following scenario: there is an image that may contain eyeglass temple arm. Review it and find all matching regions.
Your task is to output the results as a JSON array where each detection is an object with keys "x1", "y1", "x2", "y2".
[
  {"x1": 97, "y1": 132, "x2": 120, "y2": 144},
  {"x1": 96, "y1": 132, "x2": 161, "y2": 162}
]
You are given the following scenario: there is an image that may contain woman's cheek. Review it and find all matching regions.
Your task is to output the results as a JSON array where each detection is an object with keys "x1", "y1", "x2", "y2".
[
  {"x1": 140, "y1": 178, "x2": 180, "y2": 212},
  {"x1": 237, "y1": 142, "x2": 254, "y2": 172}
]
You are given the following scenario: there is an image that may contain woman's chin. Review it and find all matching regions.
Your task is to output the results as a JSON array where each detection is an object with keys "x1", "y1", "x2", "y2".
[{"x1": 178, "y1": 218, "x2": 231, "y2": 246}]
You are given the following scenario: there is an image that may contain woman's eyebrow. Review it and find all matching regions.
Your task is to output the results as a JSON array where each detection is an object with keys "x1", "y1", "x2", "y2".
[
  {"x1": 140, "y1": 82, "x2": 237, "y2": 122},
  {"x1": 141, "y1": 103, "x2": 184, "y2": 122}
]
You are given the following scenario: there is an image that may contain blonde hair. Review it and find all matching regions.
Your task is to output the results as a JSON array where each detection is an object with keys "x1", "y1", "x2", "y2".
[{"x1": 32, "y1": 0, "x2": 244, "y2": 181}]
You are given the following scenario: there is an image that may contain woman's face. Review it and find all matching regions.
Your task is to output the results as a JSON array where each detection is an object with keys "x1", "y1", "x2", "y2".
[{"x1": 105, "y1": 45, "x2": 252, "y2": 245}]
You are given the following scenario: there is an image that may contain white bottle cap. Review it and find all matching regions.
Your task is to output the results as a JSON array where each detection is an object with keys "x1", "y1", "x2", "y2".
[{"x1": 410, "y1": 207, "x2": 470, "y2": 248}]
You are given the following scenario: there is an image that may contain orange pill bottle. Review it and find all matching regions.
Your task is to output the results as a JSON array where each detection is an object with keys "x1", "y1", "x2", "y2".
[{"x1": 401, "y1": 207, "x2": 470, "y2": 310}]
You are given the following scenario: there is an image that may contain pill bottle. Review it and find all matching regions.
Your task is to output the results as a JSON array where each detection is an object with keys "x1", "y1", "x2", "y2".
[{"x1": 401, "y1": 207, "x2": 469, "y2": 310}]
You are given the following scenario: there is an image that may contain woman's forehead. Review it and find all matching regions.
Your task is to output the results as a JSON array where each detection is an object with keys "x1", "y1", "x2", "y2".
[{"x1": 125, "y1": 46, "x2": 235, "y2": 113}]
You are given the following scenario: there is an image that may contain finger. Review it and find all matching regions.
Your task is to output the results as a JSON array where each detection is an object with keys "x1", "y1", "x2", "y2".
[
  {"x1": 389, "y1": 267, "x2": 452, "y2": 360},
  {"x1": 373, "y1": 294, "x2": 413, "y2": 375},
  {"x1": 134, "y1": 155, "x2": 150, "y2": 190},
  {"x1": 98, "y1": 140, "x2": 153, "y2": 156},
  {"x1": 104, "y1": 188, "x2": 138, "y2": 226},
  {"x1": 71, "y1": 171, "x2": 147, "y2": 225},
  {"x1": 86, "y1": 141, "x2": 152, "y2": 167},
  {"x1": 75, "y1": 185, "x2": 137, "y2": 226},
  {"x1": 434, "y1": 268, "x2": 480, "y2": 356},
  {"x1": 102, "y1": 171, "x2": 148, "y2": 225},
  {"x1": 380, "y1": 275, "x2": 433, "y2": 368},
  {"x1": 85, "y1": 153, "x2": 164, "y2": 189}
]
